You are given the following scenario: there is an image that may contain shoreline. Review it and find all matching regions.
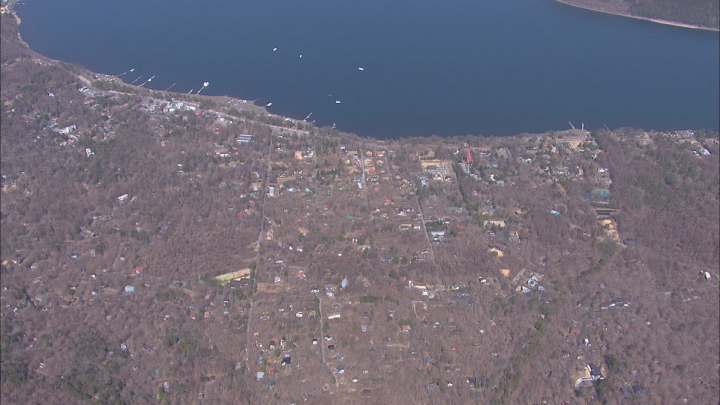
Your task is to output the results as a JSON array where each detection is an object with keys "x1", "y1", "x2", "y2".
[
  {"x1": 1, "y1": 8, "x2": 281, "y2": 124},
  {"x1": 4, "y1": 3, "x2": 718, "y2": 138},
  {"x1": 552, "y1": 0, "x2": 720, "y2": 32}
]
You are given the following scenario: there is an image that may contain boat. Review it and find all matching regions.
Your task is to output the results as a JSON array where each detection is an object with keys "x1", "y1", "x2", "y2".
[
  {"x1": 266, "y1": 102, "x2": 273, "y2": 107},
  {"x1": 358, "y1": 67, "x2": 364, "y2": 71},
  {"x1": 335, "y1": 100, "x2": 341, "y2": 104},
  {"x1": 272, "y1": 47, "x2": 277, "y2": 51}
]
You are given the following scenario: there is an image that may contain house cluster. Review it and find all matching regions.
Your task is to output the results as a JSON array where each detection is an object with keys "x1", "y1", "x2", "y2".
[
  {"x1": 419, "y1": 159, "x2": 453, "y2": 182},
  {"x1": 596, "y1": 167, "x2": 612, "y2": 187},
  {"x1": 10, "y1": 57, "x2": 719, "y2": 403},
  {"x1": 265, "y1": 171, "x2": 307, "y2": 197},
  {"x1": 43, "y1": 121, "x2": 82, "y2": 146},
  {"x1": 340, "y1": 147, "x2": 390, "y2": 189},
  {"x1": 487, "y1": 227, "x2": 521, "y2": 247},
  {"x1": 456, "y1": 145, "x2": 521, "y2": 186},
  {"x1": 213, "y1": 268, "x2": 252, "y2": 286},
  {"x1": 294, "y1": 148, "x2": 314, "y2": 162},
  {"x1": 408, "y1": 281, "x2": 440, "y2": 298},
  {"x1": 136, "y1": 97, "x2": 199, "y2": 115},
  {"x1": 515, "y1": 272, "x2": 545, "y2": 293},
  {"x1": 663, "y1": 131, "x2": 717, "y2": 157},
  {"x1": 207, "y1": 137, "x2": 255, "y2": 161}
]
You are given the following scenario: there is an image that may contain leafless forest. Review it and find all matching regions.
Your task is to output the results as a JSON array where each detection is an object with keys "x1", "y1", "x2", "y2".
[{"x1": 1, "y1": 10, "x2": 719, "y2": 405}]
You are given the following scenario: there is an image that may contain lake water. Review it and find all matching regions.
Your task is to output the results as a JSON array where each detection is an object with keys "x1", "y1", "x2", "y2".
[{"x1": 15, "y1": 0, "x2": 719, "y2": 138}]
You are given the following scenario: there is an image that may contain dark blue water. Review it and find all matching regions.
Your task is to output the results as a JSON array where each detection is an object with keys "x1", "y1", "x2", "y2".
[{"x1": 15, "y1": 0, "x2": 719, "y2": 138}]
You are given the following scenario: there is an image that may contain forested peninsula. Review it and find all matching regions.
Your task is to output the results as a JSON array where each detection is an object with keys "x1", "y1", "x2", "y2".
[{"x1": 554, "y1": 0, "x2": 720, "y2": 30}]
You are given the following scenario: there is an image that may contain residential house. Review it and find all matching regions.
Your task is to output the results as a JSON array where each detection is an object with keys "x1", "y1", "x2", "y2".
[
  {"x1": 600, "y1": 298, "x2": 630, "y2": 309},
  {"x1": 483, "y1": 220, "x2": 506, "y2": 228},
  {"x1": 54, "y1": 124, "x2": 77, "y2": 134},
  {"x1": 587, "y1": 363, "x2": 602, "y2": 379},
  {"x1": 410, "y1": 282, "x2": 428, "y2": 291},
  {"x1": 214, "y1": 148, "x2": 230, "y2": 158},
  {"x1": 488, "y1": 243, "x2": 508, "y2": 257},
  {"x1": 236, "y1": 134, "x2": 253, "y2": 144},
  {"x1": 496, "y1": 148, "x2": 511, "y2": 159}
]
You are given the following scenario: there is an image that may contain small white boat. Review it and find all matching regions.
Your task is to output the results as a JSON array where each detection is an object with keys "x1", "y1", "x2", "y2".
[
  {"x1": 266, "y1": 102, "x2": 273, "y2": 107},
  {"x1": 358, "y1": 67, "x2": 364, "y2": 71},
  {"x1": 335, "y1": 100, "x2": 341, "y2": 104},
  {"x1": 299, "y1": 54, "x2": 303, "y2": 58},
  {"x1": 273, "y1": 47, "x2": 277, "y2": 51}
]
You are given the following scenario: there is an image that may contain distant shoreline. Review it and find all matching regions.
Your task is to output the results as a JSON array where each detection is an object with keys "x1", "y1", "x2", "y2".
[
  {"x1": 553, "y1": 0, "x2": 720, "y2": 32},
  {"x1": 6, "y1": 2, "x2": 718, "y2": 137}
]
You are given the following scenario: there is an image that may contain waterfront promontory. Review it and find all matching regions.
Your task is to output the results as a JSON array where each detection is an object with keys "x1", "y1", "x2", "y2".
[{"x1": 554, "y1": 0, "x2": 719, "y2": 30}]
